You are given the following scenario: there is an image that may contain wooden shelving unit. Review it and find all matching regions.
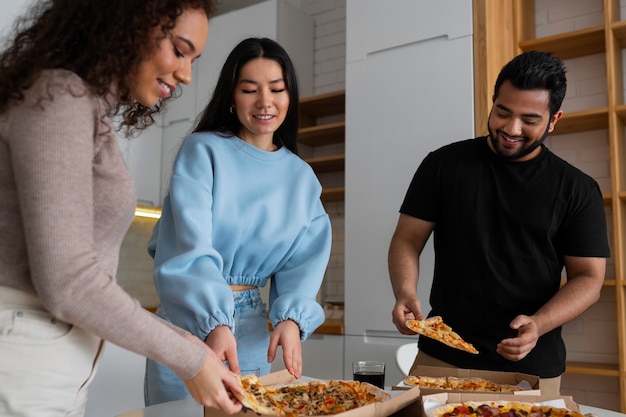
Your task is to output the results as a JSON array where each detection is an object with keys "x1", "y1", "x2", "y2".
[
  {"x1": 473, "y1": 0, "x2": 626, "y2": 411},
  {"x1": 298, "y1": 91, "x2": 346, "y2": 202}
]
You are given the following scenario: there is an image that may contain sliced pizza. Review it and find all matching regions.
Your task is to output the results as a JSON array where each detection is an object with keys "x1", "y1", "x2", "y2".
[
  {"x1": 403, "y1": 375, "x2": 522, "y2": 392},
  {"x1": 402, "y1": 375, "x2": 448, "y2": 390},
  {"x1": 406, "y1": 316, "x2": 478, "y2": 354},
  {"x1": 235, "y1": 374, "x2": 391, "y2": 416},
  {"x1": 447, "y1": 376, "x2": 521, "y2": 392}
]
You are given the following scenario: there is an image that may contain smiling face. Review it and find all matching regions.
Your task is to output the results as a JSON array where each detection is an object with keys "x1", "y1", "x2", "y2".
[
  {"x1": 128, "y1": 8, "x2": 208, "y2": 107},
  {"x1": 232, "y1": 58, "x2": 290, "y2": 150},
  {"x1": 487, "y1": 81, "x2": 562, "y2": 162}
]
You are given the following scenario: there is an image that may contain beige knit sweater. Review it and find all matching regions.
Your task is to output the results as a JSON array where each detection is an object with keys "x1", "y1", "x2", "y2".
[{"x1": 0, "y1": 69, "x2": 206, "y2": 380}]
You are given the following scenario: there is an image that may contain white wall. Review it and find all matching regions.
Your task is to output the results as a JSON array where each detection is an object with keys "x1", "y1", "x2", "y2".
[
  {"x1": 344, "y1": 0, "x2": 475, "y2": 334},
  {"x1": 0, "y1": 0, "x2": 33, "y2": 42}
]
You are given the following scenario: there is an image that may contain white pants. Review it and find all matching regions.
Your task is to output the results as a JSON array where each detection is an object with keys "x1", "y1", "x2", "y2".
[{"x1": 0, "y1": 286, "x2": 104, "y2": 417}]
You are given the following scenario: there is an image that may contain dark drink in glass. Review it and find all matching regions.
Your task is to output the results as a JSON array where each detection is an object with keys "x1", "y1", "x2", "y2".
[
  {"x1": 353, "y1": 370, "x2": 385, "y2": 388},
  {"x1": 352, "y1": 361, "x2": 386, "y2": 389}
]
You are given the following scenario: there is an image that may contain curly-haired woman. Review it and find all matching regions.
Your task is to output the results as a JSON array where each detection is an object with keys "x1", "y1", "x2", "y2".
[{"x1": 0, "y1": 1, "x2": 243, "y2": 415}]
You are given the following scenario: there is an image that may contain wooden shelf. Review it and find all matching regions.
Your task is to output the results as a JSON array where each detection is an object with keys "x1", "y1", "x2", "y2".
[
  {"x1": 565, "y1": 361, "x2": 620, "y2": 377},
  {"x1": 298, "y1": 121, "x2": 345, "y2": 146},
  {"x1": 615, "y1": 104, "x2": 626, "y2": 124},
  {"x1": 321, "y1": 187, "x2": 344, "y2": 203},
  {"x1": 306, "y1": 154, "x2": 345, "y2": 174},
  {"x1": 299, "y1": 91, "x2": 346, "y2": 127},
  {"x1": 612, "y1": 20, "x2": 626, "y2": 47},
  {"x1": 551, "y1": 108, "x2": 608, "y2": 135},
  {"x1": 298, "y1": 91, "x2": 346, "y2": 202},
  {"x1": 518, "y1": 25, "x2": 605, "y2": 60}
]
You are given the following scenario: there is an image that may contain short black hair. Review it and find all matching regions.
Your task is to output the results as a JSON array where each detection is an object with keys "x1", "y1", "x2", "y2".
[{"x1": 493, "y1": 51, "x2": 567, "y2": 117}]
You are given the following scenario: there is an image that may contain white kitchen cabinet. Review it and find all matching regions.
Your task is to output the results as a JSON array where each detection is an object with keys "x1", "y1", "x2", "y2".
[
  {"x1": 122, "y1": 120, "x2": 164, "y2": 206},
  {"x1": 161, "y1": 61, "x2": 201, "y2": 128},
  {"x1": 85, "y1": 343, "x2": 145, "y2": 417},
  {"x1": 271, "y1": 333, "x2": 344, "y2": 380},
  {"x1": 159, "y1": 118, "x2": 196, "y2": 201},
  {"x1": 343, "y1": 0, "x2": 474, "y2": 336}
]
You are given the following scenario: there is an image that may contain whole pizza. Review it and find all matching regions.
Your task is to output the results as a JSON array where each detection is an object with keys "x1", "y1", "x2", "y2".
[
  {"x1": 235, "y1": 374, "x2": 391, "y2": 416},
  {"x1": 433, "y1": 401, "x2": 585, "y2": 417}
]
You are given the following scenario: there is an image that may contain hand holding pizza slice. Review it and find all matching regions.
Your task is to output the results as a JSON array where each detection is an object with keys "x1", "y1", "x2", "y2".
[{"x1": 405, "y1": 316, "x2": 479, "y2": 354}]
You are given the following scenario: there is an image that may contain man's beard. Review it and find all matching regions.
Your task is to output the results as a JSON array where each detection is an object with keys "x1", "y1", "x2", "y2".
[{"x1": 488, "y1": 121, "x2": 550, "y2": 161}]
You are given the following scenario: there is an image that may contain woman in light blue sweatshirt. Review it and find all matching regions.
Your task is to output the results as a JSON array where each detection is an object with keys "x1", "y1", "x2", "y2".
[{"x1": 144, "y1": 37, "x2": 332, "y2": 405}]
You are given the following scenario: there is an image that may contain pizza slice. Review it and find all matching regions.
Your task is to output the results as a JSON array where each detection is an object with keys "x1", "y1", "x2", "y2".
[
  {"x1": 405, "y1": 316, "x2": 478, "y2": 354},
  {"x1": 446, "y1": 376, "x2": 522, "y2": 392},
  {"x1": 402, "y1": 375, "x2": 448, "y2": 389},
  {"x1": 235, "y1": 374, "x2": 284, "y2": 415}
]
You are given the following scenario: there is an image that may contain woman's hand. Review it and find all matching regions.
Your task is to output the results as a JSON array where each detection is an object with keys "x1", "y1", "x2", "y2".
[
  {"x1": 268, "y1": 319, "x2": 302, "y2": 378},
  {"x1": 183, "y1": 334, "x2": 243, "y2": 414},
  {"x1": 205, "y1": 325, "x2": 240, "y2": 374}
]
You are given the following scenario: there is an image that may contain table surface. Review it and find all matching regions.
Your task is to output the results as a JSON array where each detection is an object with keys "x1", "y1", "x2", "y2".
[{"x1": 116, "y1": 399, "x2": 626, "y2": 417}]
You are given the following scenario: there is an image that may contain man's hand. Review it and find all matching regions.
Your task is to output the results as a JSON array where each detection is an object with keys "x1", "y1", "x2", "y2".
[
  {"x1": 496, "y1": 315, "x2": 539, "y2": 361},
  {"x1": 392, "y1": 297, "x2": 424, "y2": 335}
]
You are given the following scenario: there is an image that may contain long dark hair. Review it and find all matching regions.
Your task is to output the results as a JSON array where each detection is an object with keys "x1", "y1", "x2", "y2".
[
  {"x1": 193, "y1": 37, "x2": 300, "y2": 154},
  {"x1": 0, "y1": 0, "x2": 217, "y2": 132}
]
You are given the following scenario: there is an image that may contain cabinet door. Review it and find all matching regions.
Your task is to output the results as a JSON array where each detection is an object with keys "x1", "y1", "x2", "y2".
[
  {"x1": 344, "y1": 0, "x2": 474, "y2": 335},
  {"x1": 160, "y1": 119, "x2": 194, "y2": 201},
  {"x1": 84, "y1": 343, "x2": 145, "y2": 417},
  {"x1": 162, "y1": 61, "x2": 200, "y2": 127},
  {"x1": 121, "y1": 121, "x2": 163, "y2": 206},
  {"x1": 271, "y1": 334, "x2": 344, "y2": 380}
]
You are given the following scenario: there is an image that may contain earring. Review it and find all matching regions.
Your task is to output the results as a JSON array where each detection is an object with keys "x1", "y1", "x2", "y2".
[{"x1": 229, "y1": 106, "x2": 234, "y2": 113}]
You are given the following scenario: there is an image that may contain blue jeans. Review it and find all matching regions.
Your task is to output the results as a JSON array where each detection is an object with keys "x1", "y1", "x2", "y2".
[{"x1": 144, "y1": 288, "x2": 270, "y2": 406}]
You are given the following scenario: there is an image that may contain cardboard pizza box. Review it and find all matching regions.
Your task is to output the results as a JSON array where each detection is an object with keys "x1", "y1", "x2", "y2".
[
  {"x1": 419, "y1": 392, "x2": 580, "y2": 417},
  {"x1": 204, "y1": 369, "x2": 422, "y2": 417},
  {"x1": 392, "y1": 365, "x2": 540, "y2": 393}
]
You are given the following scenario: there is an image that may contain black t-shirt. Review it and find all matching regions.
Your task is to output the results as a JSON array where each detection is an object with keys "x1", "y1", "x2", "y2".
[{"x1": 400, "y1": 136, "x2": 610, "y2": 377}]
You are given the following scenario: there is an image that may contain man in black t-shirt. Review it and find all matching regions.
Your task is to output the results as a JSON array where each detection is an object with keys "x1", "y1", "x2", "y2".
[{"x1": 388, "y1": 51, "x2": 610, "y2": 395}]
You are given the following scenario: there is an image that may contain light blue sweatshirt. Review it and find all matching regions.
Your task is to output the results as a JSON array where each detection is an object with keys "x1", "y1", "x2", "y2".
[{"x1": 148, "y1": 132, "x2": 332, "y2": 341}]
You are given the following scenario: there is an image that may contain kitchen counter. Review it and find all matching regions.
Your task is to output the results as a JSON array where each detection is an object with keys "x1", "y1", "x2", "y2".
[{"x1": 315, "y1": 318, "x2": 344, "y2": 335}]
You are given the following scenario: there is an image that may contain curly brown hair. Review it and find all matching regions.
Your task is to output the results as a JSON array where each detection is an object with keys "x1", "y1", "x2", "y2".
[{"x1": 0, "y1": 0, "x2": 216, "y2": 134}]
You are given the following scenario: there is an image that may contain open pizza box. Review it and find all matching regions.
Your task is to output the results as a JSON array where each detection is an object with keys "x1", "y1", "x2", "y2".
[
  {"x1": 419, "y1": 392, "x2": 580, "y2": 417},
  {"x1": 204, "y1": 369, "x2": 423, "y2": 417},
  {"x1": 392, "y1": 365, "x2": 540, "y2": 394}
]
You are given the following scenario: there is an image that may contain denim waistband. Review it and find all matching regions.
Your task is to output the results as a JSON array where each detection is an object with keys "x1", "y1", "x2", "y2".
[{"x1": 233, "y1": 287, "x2": 262, "y2": 305}]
